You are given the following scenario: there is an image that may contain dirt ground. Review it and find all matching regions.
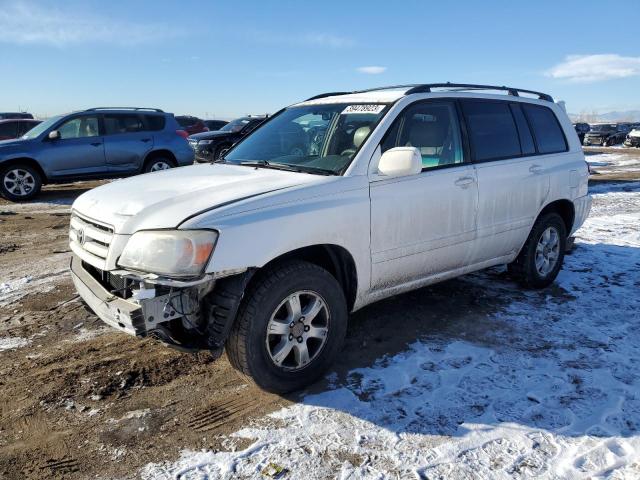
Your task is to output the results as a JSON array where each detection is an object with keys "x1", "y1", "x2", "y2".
[{"x1": 0, "y1": 147, "x2": 638, "y2": 479}]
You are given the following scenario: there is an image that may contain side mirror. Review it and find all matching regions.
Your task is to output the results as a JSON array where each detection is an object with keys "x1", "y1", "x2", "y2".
[
  {"x1": 377, "y1": 147, "x2": 422, "y2": 177},
  {"x1": 48, "y1": 130, "x2": 60, "y2": 140}
]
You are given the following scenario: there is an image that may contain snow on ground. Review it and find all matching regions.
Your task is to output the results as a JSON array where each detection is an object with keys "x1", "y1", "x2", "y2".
[
  {"x1": 0, "y1": 336, "x2": 31, "y2": 351},
  {"x1": 140, "y1": 183, "x2": 638, "y2": 479},
  {"x1": 586, "y1": 152, "x2": 640, "y2": 174},
  {"x1": 0, "y1": 252, "x2": 69, "y2": 307}
]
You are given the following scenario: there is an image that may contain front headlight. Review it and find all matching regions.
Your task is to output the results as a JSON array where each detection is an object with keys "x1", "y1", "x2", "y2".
[
  {"x1": 198, "y1": 140, "x2": 213, "y2": 145},
  {"x1": 118, "y1": 230, "x2": 218, "y2": 277}
]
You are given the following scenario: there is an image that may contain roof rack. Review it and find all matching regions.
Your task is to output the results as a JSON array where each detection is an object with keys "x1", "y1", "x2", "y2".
[
  {"x1": 405, "y1": 83, "x2": 554, "y2": 102},
  {"x1": 305, "y1": 83, "x2": 553, "y2": 103},
  {"x1": 84, "y1": 107, "x2": 164, "y2": 113}
]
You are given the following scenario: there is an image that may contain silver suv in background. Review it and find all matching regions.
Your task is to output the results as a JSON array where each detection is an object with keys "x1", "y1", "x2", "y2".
[{"x1": 0, "y1": 107, "x2": 194, "y2": 201}]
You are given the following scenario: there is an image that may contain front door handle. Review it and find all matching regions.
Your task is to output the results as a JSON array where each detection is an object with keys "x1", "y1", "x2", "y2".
[
  {"x1": 529, "y1": 164, "x2": 543, "y2": 174},
  {"x1": 90, "y1": 142, "x2": 102, "y2": 147},
  {"x1": 454, "y1": 176, "x2": 475, "y2": 188}
]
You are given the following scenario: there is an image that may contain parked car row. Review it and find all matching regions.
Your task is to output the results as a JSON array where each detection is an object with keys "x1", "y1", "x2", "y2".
[{"x1": 574, "y1": 121, "x2": 640, "y2": 147}]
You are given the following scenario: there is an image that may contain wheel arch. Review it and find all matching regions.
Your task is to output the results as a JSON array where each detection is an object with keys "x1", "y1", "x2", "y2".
[
  {"x1": 142, "y1": 149, "x2": 177, "y2": 171},
  {"x1": 537, "y1": 198, "x2": 575, "y2": 234},
  {"x1": 253, "y1": 244, "x2": 358, "y2": 313}
]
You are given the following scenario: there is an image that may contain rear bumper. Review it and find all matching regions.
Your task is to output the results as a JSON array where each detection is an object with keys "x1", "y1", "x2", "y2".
[
  {"x1": 571, "y1": 194, "x2": 592, "y2": 236},
  {"x1": 70, "y1": 255, "x2": 144, "y2": 337}
]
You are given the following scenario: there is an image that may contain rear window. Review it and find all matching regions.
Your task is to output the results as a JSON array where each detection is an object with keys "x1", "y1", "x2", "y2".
[
  {"x1": 176, "y1": 116, "x2": 195, "y2": 127},
  {"x1": 461, "y1": 101, "x2": 521, "y2": 161},
  {"x1": 144, "y1": 115, "x2": 165, "y2": 131},
  {"x1": 522, "y1": 104, "x2": 567, "y2": 154}
]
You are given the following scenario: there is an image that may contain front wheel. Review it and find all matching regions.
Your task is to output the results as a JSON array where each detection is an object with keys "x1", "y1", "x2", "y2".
[
  {"x1": 508, "y1": 212, "x2": 567, "y2": 289},
  {"x1": 226, "y1": 260, "x2": 347, "y2": 393},
  {"x1": 0, "y1": 164, "x2": 42, "y2": 201}
]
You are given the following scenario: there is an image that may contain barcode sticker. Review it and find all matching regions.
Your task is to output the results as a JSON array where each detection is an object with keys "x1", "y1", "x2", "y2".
[{"x1": 341, "y1": 104, "x2": 385, "y2": 115}]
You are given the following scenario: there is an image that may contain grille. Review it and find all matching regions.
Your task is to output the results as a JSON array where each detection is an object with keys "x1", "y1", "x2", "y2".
[{"x1": 69, "y1": 213, "x2": 114, "y2": 269}]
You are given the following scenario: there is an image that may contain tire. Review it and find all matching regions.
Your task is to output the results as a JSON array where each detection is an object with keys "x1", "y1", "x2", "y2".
[
  {"x1": 143, "y1": 157, "x2": 176, "y2": 173},
  {"x1": 226, "y1": 260, "x2": 348, "y2": 393},
  {"x1": 508, "y1": 212, "x2": 567, "y2": 289},
  {"x1": 0, "y1": 163, "x2": 42, "y2": 201}
]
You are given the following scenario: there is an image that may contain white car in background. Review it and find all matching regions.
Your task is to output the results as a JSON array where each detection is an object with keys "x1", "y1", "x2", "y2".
[
  {"x1": 69, "y1": 83, "x2": 591, "y2": 393},
  {"x1": 624, "y1": 126, "x2": 640, "y2": 147}
]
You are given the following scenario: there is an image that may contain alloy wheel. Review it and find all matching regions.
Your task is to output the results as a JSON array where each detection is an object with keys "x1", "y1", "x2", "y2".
[
  {"x1": 3, "y1": 169, "x2": 35, "y2": 197},
  {"x1": 265, "y1": 290, "x2": 330, "y2": 371},
  {"x1": 535, "y1": 226, "x2": 560, "y2": 276}
]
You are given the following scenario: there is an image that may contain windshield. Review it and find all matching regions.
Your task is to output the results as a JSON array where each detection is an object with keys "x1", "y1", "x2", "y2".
[
  {"x1": 590, "y1": 124, "x2": 615, "y2": 132},
  {"x1": 224, "y1": 104, "x2": 388, "y2": 175},
  {"x1": 220, "y1": 117, "x2": 254, "y2": 133},
  {"x1": 21, "y1": 115, "x2": 61, "y2": 139}
]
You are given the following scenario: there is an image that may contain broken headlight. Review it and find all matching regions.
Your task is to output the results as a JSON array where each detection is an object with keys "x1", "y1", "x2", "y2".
[{"x1": 118, "y1": 230, "x2": 218, "y2": 277}]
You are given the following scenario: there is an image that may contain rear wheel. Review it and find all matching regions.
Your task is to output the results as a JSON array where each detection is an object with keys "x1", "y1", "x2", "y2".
[
  {"x1": 226, "y1": 260, "x2": 348, "y2": 393},
  {"x1": 508, "y1": 213, "x2": 567, "y2": 289},
  {"x1": 143, "y1": 157, "x2": 176, "y2": 173},
  {"x1": 0, "y1": 164, "x2": 42, "y2": 201}
]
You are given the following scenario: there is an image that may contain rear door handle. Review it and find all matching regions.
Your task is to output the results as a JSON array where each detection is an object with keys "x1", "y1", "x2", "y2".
[
  {"x1": 454, "y1": 176, "x2": 475, "y2": 188},
  {"x1": 529, "y1": 164, "x2": 543, "y2": 174}
]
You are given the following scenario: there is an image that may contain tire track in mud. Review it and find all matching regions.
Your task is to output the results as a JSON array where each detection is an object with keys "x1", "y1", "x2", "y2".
[{"x1": 186, "y1": 396, "x2": 263, "y2": 432}]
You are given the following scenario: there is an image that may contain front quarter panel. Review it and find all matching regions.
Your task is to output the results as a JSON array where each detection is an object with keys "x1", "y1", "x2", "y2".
[{"x1": 181, "y1": 175, "x2": 372, "y2": 308}]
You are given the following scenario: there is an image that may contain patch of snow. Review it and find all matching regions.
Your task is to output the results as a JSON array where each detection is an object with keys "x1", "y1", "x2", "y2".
[
  {"x1": 0, "y1": 336, "x2": 31, "y2": 351},
  {"x1": 142, "y1": 186, "x2": 640, "y2": 479}
]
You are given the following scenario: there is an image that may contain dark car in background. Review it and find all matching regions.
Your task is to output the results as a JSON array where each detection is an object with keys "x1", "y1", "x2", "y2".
[
  {"x1": 583, "y1": 123, "x2": 629, "y2": 146},
  {"x1": 175, "y1": 115, "x2": 209, "y2": 135},
  {"x1": 0, "y1": 119, "x2": 42, "y2": 140},
  {"x1": 573, "y1": 122, "x2": 590, "y2": 144},
  {"x1": 0, "y1": 112, "x2": 34, "y2": 120},
  {"x1": 188, "y1": 116, "x2": 266, "y2": 162},
  {"x1": 204, "y1": 119, "x2": 228, "y2": 131},
  {"x1": 0, "y1": 107, "x2": 194, "y2": 201}
]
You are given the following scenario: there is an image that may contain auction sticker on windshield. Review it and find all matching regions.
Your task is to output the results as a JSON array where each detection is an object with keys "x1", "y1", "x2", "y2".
[{"x1": 341, "y1": 104, "x2": 386, "y2": 114}]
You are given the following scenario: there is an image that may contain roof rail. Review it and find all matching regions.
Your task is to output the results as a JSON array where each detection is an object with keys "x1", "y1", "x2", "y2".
[
  {"x1": 304, "y1": 83, "x2": 553, "y2": 103},
  {"x1": 404, "y1": 83, "x2": 554, "y2": 102},
  {"x1": 85, "y1": 107, "x2": 165, "y2": 113}
]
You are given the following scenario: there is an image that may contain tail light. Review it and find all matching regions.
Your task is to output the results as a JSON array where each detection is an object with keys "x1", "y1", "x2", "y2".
[{"x1": 176, "y1": 129, "x2": 189, "y2": 139}]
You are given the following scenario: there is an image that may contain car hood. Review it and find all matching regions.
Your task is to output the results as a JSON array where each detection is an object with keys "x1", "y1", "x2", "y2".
[
  {"x1": 629, "y1": 129, "x2": 640, "y2": 138},
  {"x1": 189, "y1": 131, "x2": 233, "y2": 141},
  {"x1": 0, "y1": 138, "x2": 31, "y2": 149},
  {"x1": 72, "y1": 163, "x2": 323, "y2": 234}
]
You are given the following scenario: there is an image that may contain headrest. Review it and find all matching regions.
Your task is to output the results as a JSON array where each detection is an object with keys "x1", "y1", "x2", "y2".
[{"x1": 353, "y1": 126, "x2": 371, "y2": 148}]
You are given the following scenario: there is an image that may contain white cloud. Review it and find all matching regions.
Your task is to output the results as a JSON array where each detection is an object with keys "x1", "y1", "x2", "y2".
[
  {"x1": 546, "y1": 54, "x2": 640, "y2": 83},
  {"x1": 246, "y1": 30, "x2": 355, "y2": 49},
  {"x1": 0, "y1": 1, "x2": 180, "y2": 47},
  {"x1": 357, "y1": 66, "x2": 387, "y2": 74}
]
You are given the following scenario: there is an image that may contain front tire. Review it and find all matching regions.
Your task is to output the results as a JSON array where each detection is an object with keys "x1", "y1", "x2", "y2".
[
  {"x1": 0, "y1": 164, "x2": 42, "y2": 201},
  {"x1": 226, "y1": 260, "x2": 348, "y2": 393},
  {"x1": 508, "y1": 213, "x2": 567, "y2": 289}
]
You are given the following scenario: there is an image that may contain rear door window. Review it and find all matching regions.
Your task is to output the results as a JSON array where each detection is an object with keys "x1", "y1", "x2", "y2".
[
  {"x1": 104, "y1": 114, "x2": 145, "y2": 135},
  {"x1": 522, "y1": 104, "x2": 567, "y2": 154},
  {"x1": 461, "y1": 101, "x2": 521, "y2": 161},
  {"x1": 510, "y1": 104, "x2": 536, "y2": 155}
]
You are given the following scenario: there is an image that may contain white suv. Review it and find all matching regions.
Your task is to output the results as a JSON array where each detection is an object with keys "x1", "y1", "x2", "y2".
[{"x1": 69, "y1": 83, "x2": 591, "y2": 393}]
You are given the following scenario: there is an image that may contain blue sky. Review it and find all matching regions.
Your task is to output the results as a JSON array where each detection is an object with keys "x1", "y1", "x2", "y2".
[{"x1": 1, "y1": 0, "x2": 639, "y2": 119}]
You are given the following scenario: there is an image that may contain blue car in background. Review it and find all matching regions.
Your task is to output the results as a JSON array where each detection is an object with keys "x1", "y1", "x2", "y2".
[{"x1": 0, "y1": 107, "x2": 194, "y2": 201}]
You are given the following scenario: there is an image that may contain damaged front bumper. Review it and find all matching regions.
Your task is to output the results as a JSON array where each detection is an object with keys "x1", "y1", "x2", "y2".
[{"x1": 70, "y1": 254, "x2": 251, "y2": 352}]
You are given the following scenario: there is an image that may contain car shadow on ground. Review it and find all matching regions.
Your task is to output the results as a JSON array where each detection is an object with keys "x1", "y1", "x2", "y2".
[{"x1": 296, "y1": 241, "x2": 640, "y2": 442}]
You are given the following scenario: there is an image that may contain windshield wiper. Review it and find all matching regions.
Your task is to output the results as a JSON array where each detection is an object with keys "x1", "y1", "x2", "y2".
[{"x1": 237, "y1": 160, "x2": 337, "y2": 176}]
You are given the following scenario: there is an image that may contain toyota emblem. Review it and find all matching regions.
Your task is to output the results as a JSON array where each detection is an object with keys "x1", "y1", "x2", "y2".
[{"x1": 77, "y1": 228, "x2": 86, "y2": 245}]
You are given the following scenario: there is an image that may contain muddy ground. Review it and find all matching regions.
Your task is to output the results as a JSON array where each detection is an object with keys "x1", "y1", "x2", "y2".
[{"x1": 0, "y1": 147, "x2": 638, "y2": 479}]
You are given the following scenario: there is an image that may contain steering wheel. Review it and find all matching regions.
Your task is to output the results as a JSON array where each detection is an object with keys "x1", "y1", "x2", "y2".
[{"x1": 340, "y1": 148, "x2": 356, "y2": 157}]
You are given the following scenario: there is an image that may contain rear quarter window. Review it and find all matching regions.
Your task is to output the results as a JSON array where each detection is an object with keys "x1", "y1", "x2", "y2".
[
  {"x1": 461, "y1": 100, "x2": 521, "y2": 161},
  {"x1": 145, "y1": 115, "x2": 165, "y2": 131},
  {"x1": 522, "y1": 104, "x2": 567, "y2": 154}
]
